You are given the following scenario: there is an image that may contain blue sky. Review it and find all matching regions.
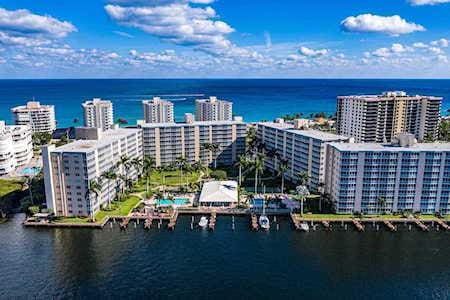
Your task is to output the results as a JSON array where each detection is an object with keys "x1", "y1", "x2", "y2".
[{"x1": 0, "y1": 0, "x2": 449, "y2": 78}]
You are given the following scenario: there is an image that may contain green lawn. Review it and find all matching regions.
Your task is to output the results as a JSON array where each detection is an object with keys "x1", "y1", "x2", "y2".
[
  {"x1": 0, "y1": 179, "x2": 24, "y2": 198},
  {"x1": 297, "y1": 214, "x2": 354, "y2": 220},
  {"x1": 53, "y1": 217, "x2": 91, "y2": 224},
  {"x1": 94, "y1": 195, "x2": 141, "y2": 222},
  {"x1": 149, "y1": 170, "x2": 201, "y2": 186}
]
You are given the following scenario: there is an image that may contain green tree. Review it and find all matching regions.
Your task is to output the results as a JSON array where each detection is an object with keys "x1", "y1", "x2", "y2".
[
  {"x1": 297, "y1": 171, "x2": 309, "y2": 186},
  {"x1": 277, "y1": 159, "x2": 289, "y2": 194},
  {"x1": 87, "y1": 179, "x2": 102, "y2": 221},
  {"x1": 202, "y1": 143, "x2": 220, "y2": 169},
  {"x1": 253, "y1": 153, "x2": 265, "y2": 194},
  {"x1": 101, "y1": 168, "x2": 117, "y2": 209}
]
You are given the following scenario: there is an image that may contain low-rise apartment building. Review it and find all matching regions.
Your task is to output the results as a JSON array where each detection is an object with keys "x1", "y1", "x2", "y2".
[
  {"x1": 0, "y1": 121, "x2": 33, "y2": 175},
  {"x1": 325, "y1": 134, "x2": 450, "y2": 215},
  {"x1": 256, "y1": 119, "x2": 349, "y2": 191},
  {"x1": 42, "y1": 127, "x2": 143, "y2": 217},
  {"x1": 139, "y1": 118, "x2": 246, "y2": 167}
]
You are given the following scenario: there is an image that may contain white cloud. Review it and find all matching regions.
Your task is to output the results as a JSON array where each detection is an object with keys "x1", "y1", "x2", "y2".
[
  {"x1": 264, "y1": 31, "x2": 272, "y2": 49},
  {"x1": 428, "y1": 46, "x2": 443, "y2": 55},
  {"x1": 0, "y1": 7, "x2": 76, "y2": 47},
  {"x1": 299, "y1": 46, "x2": 328, "y2": 57},
  {"x1": 372, "y1": 47, "x2": 391, "y2": 57},
  {"x1": 113, "y1": 30, "x2": 134, "y2": 38},
  {"x1": 341, "y1": 14, "x2": 425, "y2": 36},
  {"x1": 408, "y1": 0, "x2": 450, "y2": 5},
  {"x1": 431, "y1": 38, "x2": 449, "y2": 48},
  {"x1": 413, "y1": 42, "x2": 428, "y2": 48}
]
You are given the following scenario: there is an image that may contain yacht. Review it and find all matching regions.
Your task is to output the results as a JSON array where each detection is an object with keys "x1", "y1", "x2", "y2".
[{"x1": 198, "y1": 216, "x2": 208, "y2": 228}]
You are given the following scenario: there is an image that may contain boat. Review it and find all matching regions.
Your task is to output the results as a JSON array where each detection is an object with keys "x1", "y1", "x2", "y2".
[
  {"x1": 198, "y1": 216, "x2": 208, "y2": 228},
  {"x1": 299, "y1": 222, "x2": 310, "y2": 232},
  {"x1": 259, "y1": 198, "x2": 270, "y2": 230},
  {"x1": 259, "y1": 215, "x2": 270, "y2": 230}
]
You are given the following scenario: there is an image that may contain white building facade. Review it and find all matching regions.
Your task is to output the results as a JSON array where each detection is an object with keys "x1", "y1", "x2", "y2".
[
  {"x1": 42, "y1": 127, "x2": 143, "y2": 217},
  {"x1": 195, "y1": 96, "x2": 233, "y2": 121},
  {"x1": 82, "y1": 98, "x2": 114, "y2": 131},
  {"x1": 11, "y1": 101, "x2": 56, "y2": 134},
  {"x1": 143, "y1": 97, "x2": 174, "y2": 123},
  {"x1": 336, "y1": 91, "x2": 442, "y2": 143},
  {"x1": 256, "y1": 120, "x2": 349, "y2": 191},
  {"x1": 140, "y1": 118, "x2": 246, "y2": 167},
  {"x1": 0, "y1": 121, "x2": 33, "y2": 175},
  {"x1": 325, "y1": 135, "x2": 450, "y2": 215}
]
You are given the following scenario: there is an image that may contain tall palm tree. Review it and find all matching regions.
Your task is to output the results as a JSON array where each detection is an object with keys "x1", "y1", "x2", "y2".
[
  {"x1": 143, "y1": 155, "x2": 155, "y2": 197},
  {"x1": 87, "y1": 179, "x2": 102, "y2": 221},
  {"x1": 236, "y1": 154, "x2": 249, "y2": 186},
  {"x1": 175, "y1": 156, "x2": 188, "y2": 186},
  {"x1": 377, "y1": 196, "x2": 386, "y2": 216},
  {"x1": 131, "y1": 157, "x2": 143, "y2": 178},
  {"x1": 277, "y1": 159, "x2": 289, "y2": 194},
  {"x1": 202, "y1": 143, "x2": 220, "y2": 168},
  {"x1": 118, "y1": 155, "x2": 132, "y2": 189},
  {"x1": 297, "y1": 171, "x2": 309, "y2": 187},
  {"x1": 101, "y1": 168, "x2": 117, "y2": 209},
  {"x1": 253, "y1": 153, "x2": 265, "y2": 194}
]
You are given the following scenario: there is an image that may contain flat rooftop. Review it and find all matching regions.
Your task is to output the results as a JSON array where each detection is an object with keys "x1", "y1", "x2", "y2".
[
  {"x1": 51, "y1": 128, "x2": 141, "y2": 153},
  {"x1": 337, "y1": 94, "x2": 442, "y2": 101},
  {"x1": 140, "y1": 120, "x2": 245, "y2": 128},
  {"x1": 329, "y1": 142, "x2": 450, "y2": 152},
  {"x1": 258, "y1": 122, "x2": 348, "y2": 141}
]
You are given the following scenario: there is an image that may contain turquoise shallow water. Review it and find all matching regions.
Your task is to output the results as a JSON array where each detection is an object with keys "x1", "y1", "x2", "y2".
[
  {"x1": 0, "y1": 79, "x2": 449, "y2": 127},
  {"x1": 1, "y1": 214, "x2": 449, "y2": 299}
]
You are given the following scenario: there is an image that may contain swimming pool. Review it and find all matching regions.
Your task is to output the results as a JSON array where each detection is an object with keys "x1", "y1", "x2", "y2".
[
  {"x1": 157, "y1": 198, "x2": 190, "y2": 206},
  {"x1": 22, "y1": 167, "x2": 41, "y2": 176}
]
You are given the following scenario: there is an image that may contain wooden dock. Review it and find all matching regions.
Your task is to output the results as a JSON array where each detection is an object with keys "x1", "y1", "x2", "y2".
[
  {"x1": 144, "y1": 217, "x2": 153, "y2": 230},
  {"x1": 413, "y1": 219, "x2": 429, "y2": 231},
  {"x1": 383, "y1": 220, "x2": 397, "y2": 232},
  {"x1": 209, "y1": 212, "x2": 217, "y2": 231},
  {"x1": 321, "y1": 220, "x2": 331, "y2": 230},
  {"x1": 167, "y1": 211, "x2": 178, "y2": 231},
  {"x1": 290, "y1": 213, "x2": 301, "y2": 230},
  {"x1": 119, "y1": 217, "x2": 130, "y2": 230},
  {"x1": 352, "y1": 219, "x2": 364, "y2": 232},
  {"x1": 251, "y1": 214, "x2": 259, "y2": 231},
  {"x1": 435, "y1": 219, "x2": 450, "y2": 231}
]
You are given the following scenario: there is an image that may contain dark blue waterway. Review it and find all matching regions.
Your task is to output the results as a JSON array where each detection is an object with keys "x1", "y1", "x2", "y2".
[
  {"x1": 0, "y1": 214, "x2": 449, "y2": 299},
  {"x1": 0, "y1": 79, "x2": 449, "y2": 127}
]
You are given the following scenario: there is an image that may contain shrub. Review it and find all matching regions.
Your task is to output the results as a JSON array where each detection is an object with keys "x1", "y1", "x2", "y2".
[{"x1": 210, "y1": 170, "x2": 227, "y2": 180}]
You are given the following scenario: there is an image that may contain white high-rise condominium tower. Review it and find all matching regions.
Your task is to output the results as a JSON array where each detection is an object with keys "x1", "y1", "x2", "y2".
[
  {"x1": 82, "y1": 98, "x2": 114, "y2": 131},
  {"x1": 11, "y1": 101, "x2": 56, "y2": 134},
  {"x1": 142, "y1": 97, "x2": 174, "y2": 123},
  {"x1": 42, "y1": 126, "x2": 143, "y2": 217},
  {"x1": 0, "y1": 121, "x2": 33, "y2": 175},
  {"x1": 195, "y1": 96, "x2": 233, "y2": 121},
  {"x1": 336, "y1": 91, "x2": 442, "y2": 142}
]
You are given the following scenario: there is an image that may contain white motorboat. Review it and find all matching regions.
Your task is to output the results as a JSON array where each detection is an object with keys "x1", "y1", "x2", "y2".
[
  {"x1": 198, "y1": 216, "x2": 208, "y2": 228},
  {"x1": 259, "y1": 198, "x2": 270, "y2": 230},
  {"x1": 299, "y1": 222, "x2": 310, "y2": 232},
  {"x1": 259, "y1": 215, "x2": 270, "y2": 230}
]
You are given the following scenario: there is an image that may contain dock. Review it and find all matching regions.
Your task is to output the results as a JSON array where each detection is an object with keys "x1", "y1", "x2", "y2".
[
  {"x1": 383, "y1": 220, "x2": 397, "y2": 232},
  {"x1": 321, "y1": 220, "x2": 331, "y2": 230},
  {"x1": 251, "y1": 214, "x2": 259, "y2": 231},
  {"x1": 144, "y1": 216, "x2": 153, "y2": 230},
  {"x1": 167, "y1": 211, "x2": 178, "y2": 231},
  {"x1": 290, "y1": 213, "x2": 301, "y2": 230},
  {"x1": 413, "y1": 219, "x2": 429, "y2": 231},
  {"x1": 119, "y1": 217, "x2": 130, "y2": 230},
  {"x1": 208, "y1": 212, "x2": 217, "y2": 231},
  {"x1": 352, "y1": 219, "x2": 364, "y2": 232},
  {"x1": 435, "y1": 219, "x2": 450, "y2": 231}
]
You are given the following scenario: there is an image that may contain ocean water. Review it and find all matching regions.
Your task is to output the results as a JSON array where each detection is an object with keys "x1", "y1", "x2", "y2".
[
  {"x1": 1, "y1": 214, "x2": 449, "y2": 299},
  {"x1": 1, "y1": 79, "x2": 449, "y2": 127}
]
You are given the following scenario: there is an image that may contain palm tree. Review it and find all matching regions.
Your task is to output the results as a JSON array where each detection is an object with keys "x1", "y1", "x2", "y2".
[
  {"x1": 131, "y1": 157, "x2": 143, "y2": 178},
  {"x1": 296, "y1": 185, "x2": 310, "y2": 216},
  {"x1": 377, "y1": 196, "x2": 386, "y2": 216},
  {"x1": 246, "y1": 126, "x2": 258, "y2": 155},
  {"x1": 277, "y1": 159, "x2": 289, "y2": 194},
  {"x1": 297, "y1": 171, "x2": 309, "y2": 187},
  {"x1": 101, "y1": 168, "x2": 117, "y2": 209},
  {"x1": 202, "y1": 142, "x2": 220, "y2": 168},
  {"x1": 87, "y1": 179, "x2": 102, "y2": 221},
  {"x1": 175, "y1": 156, "x2": 188, "y2": 186},
  {"x1": 143, "y1": 156, "x2": 155, "y2": 197},
  {"x1": 236, "y1": 154, "x2": 249, "y2": 186},
  {"x1": 117, "y1": 155, "x2": 132, "y2": 189},
  {"x1": 253, "y1": 153, "x2": 265, "y2": 194}
]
